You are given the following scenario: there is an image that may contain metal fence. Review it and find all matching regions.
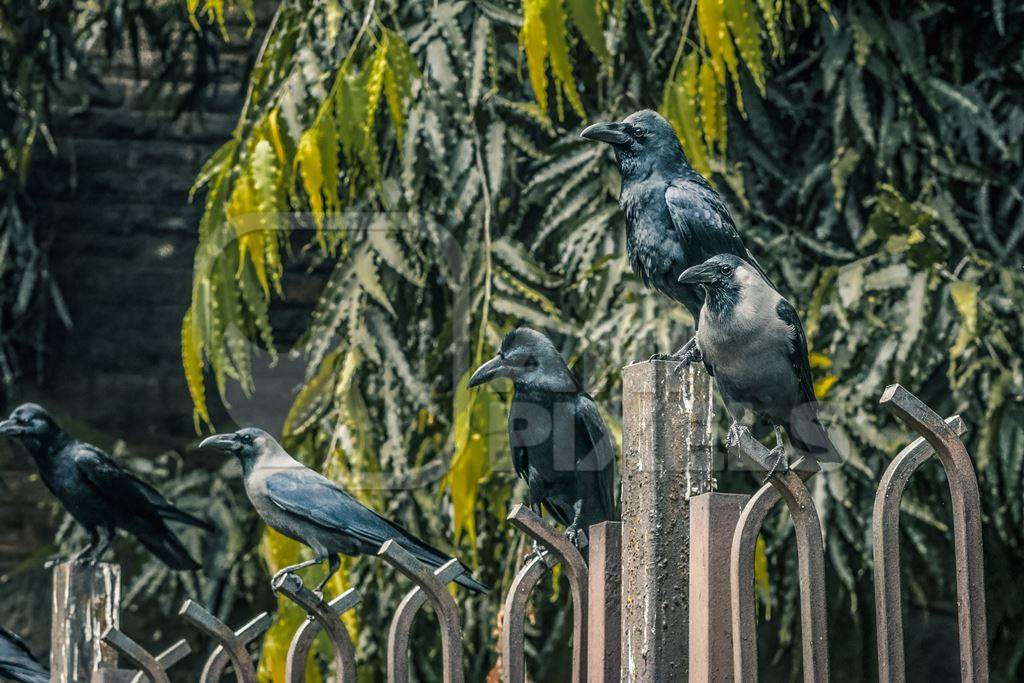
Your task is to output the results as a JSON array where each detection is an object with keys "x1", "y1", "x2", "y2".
[{"x1": 53, "y1": 377, "x2": 987, "y2": 682}]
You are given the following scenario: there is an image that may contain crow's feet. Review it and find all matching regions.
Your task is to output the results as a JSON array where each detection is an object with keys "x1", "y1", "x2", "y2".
[
  {"x1": 565, "y1": 525, "x2": 582, "y2": 549},
  {"x1": 726, "y1": 423, "x2": 749, "y2": 449},
  {"x1": 761, "y1": 446, "x2": 790, "y2": 485},
  {"x1": 312, "y1": 589, "x2": 325, "y2": 602},
  {"x1": 530, "y1": 540, "x2": 546, "y2": 561}
]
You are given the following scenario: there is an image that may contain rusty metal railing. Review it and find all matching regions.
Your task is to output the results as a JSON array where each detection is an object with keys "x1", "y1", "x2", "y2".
[
  {"x1": 272, "y1": 573, "x2": 361, "y2": 682},
  {"x1": 97, "y1": 628, "x2": 190, "y2": 683},
  {"x1": 730, "y1": 431, "x2": 828, "y2": 683},
  {"x1": 378, "y1": 540, "x2": 465, "y2": 683},
  {"x1": 386, "y1": 558, "x2": 465, "y2": 683},
  {"x1": 501, "y1": 504, "x2": 589, "y2": 683},
  {"x1": 874, "y1": 384, "x2": 988, "y2": 682},
  {"x1": 180, "y1": 601, "x2": 268, "y2": 683}
]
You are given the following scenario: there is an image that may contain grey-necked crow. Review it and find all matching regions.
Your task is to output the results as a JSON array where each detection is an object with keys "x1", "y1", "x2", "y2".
[
  {"x1": 0, "y1": 403, "x2": 211, "y2": 570},
  {"x1": 468, "y1": 328, "x2": 617, "y2": 548},
  {"x1": 581, "y1": 109, "x2": 774, "y2": 360},
  {"x1": 0, "y1": 627, "x2": 49, "y2": 683},
  {"x1": 677, "y1": 255, "x2": 841, "y2": 475},
  {"x1": 197, "y1": 429, "x2": 486, "y2": 594}
]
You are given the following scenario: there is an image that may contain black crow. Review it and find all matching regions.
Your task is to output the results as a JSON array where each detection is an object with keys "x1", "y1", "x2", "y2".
[
  {"x1": 468, "y1": 328, "x2": 617, "y2": 548},
  {"x1": 581, "y1": 109, "x2": 774, "y2": 360},
  {"x1": 677, "y1": 255, "x2": 841, "y2": 476},
  {"x1": 197, "y1": 429, "x2": 486, "y2": 594},
  {"x1": 0, "y1": 403, "x2": 211, "y2": 570},
  {"x1": 0, "y1": 627, "x2": 49, "y2": 683}
]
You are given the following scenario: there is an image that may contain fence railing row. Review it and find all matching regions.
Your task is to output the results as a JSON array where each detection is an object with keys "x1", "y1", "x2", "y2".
[{"x1": 56, "y1": 381, "x2": 987, "y2": 682}]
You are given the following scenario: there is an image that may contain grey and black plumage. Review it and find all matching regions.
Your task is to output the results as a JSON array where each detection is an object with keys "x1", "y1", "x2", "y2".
[
  {"x1": 0, "y1": 627, "x2": 49, "y2": 683},
  {"x1": 468, "y1": 328, "x2": 617, "y2": 548},
  {"x1": 677, "y1": 255, "x2": 841, "y2": 473},
  {"x1": 197, "y1": 429, "x2": 486, "y2": 594},
  {"x1": 581, "y1": 109, "x2": 773, "y2": 359},
  {"x1": 0, "y1": 403, "x2": 211, "y2": 570}
]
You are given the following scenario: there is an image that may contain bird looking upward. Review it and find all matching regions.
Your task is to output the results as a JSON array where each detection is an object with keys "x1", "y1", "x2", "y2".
[
  {"x1": 468, "y1": 328, "x2": 617, "y2": 549},
  {"x1": 677, "y1": 255, "x2": 842, "y2": 476},
  {"x1": 198, "y1": 428, "x2": 486, "y2": 595},
  {"x1": 581, "y1": 109, "x2": 774, "y2": 361},
  {"x1": 0, "y1": 403, "x2": 211, "y2": 569}
]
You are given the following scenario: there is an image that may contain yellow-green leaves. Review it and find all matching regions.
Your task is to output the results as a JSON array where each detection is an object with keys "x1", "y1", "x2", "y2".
[
  {"x1": 949, "y1": 281, "x2": 979, "y2": 361},
  {"x1": 443, "y1": 369, "x2": 508, "y2": 549},
  {"x1": 519, "y1": 0, "x2": 609, "y2": 120},
  {"x1": 181, "y1": 307, "x2": 210, "y2": 431},
  {"x1": 662, "y1": 54, "x2": 712, "y2": 177},
  {"x1": 662, "y1": 0, "x2": 826, "y2": 170}
]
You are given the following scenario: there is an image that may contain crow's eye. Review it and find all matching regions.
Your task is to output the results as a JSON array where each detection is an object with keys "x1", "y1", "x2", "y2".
[
  {"x1": 240, "y1": 434, "x2": 253, "y2": 445},
  {"x1": 523, "y1": 356, "x2": 540, "y2": 370},
  {"x1": 632, "y1": 126, "x2": 647, "y2": 139},
  {"x1": 718, "y1": 265, "x2": 731, "y2": 275}
]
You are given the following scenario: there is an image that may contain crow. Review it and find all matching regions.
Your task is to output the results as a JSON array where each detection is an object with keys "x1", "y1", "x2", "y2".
[
  {"x1": 468, "y1": 328, "x2": 617, "y2": 549},
  {"x1": 198, "y1": 429, "x2": 486, "y2": 594},
  {"x1": 0, "y1": 403, "x2": 211, "y2": 570},
  {"x1": 581, "y1": 109, "x2": 774, "y2": 360},
  {"x1": 0, "y1": 627, "x2": 49, "y2": 683},
  {"x1": 677, "y1": 255, "x2": 842, "y2": 476}
]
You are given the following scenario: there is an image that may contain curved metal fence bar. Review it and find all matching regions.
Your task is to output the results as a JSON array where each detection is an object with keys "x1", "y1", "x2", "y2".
[
  {"x1": 506, "y1": 504, "x2": 589, "y2": 683},
  {"x1": 272, "y1": 573, "x2": 361, "y2": 683},
  {"x1": 100, "y1": 628, "x2": 189, "y2": 683},
  {"x1": 500, "y1": 549, "x2": 557, "y2": 683},
  {"x1": 872, "y1": 413, "x2": 965, "y2": 683},
  {"x1": 387, "y1": 560, "x2": 465, "y2": 683},
  {"x1": 879, "y1": 384, "x2": 988, "y2": 681},
  {"x1": 377, "y1": 541, "x2": 464, "y2": 683},
  {"x1": 730, "y1": 430, "x2": 826, "y2": 683},
  {"x1": 179, "y1": 600, "x2": 263, "y2": 683},
  {"x1": 195, "y1": 613, "x2": 271, "y2": 683}
]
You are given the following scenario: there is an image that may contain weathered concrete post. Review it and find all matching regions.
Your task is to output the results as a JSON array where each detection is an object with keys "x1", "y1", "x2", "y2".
[
  {"x1": 52, "y1": 561, "x2": 121, "y2": 682},
  {"x1": 621, "y1": 360, "x2": 715, "y2": 682}
]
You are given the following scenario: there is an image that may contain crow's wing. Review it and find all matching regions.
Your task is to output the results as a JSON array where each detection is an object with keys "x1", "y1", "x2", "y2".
[
  {"x1": 0, "y1": 627, "x2": 50, "y2": 683},
  {"x1": 665, "y1": 178, "x2": 776, "y2": 289},
  {"x1": 774, "y1": 299, "x2": 817, "y2": 409},
  {"x1": 265, "y1": 470, "x2": 444, "y2": 560},
  {"x1": 72, "y1": 444, "x2": 211, "y2": 530},
  {"x1": 574, "y1": 395, "x2": 616, "y2": 523},
  {"x1": 71, "y1": 444, "x2": 167, "y2": 524}
]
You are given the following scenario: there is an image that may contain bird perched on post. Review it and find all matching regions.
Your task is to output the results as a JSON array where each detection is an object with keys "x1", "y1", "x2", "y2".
[
  {"x1": 468, "y1": 328, "x2": 616, "y2": 548},
  {"x1": 676, "y1": 255, "x2": 842, "y2": 475},
  {"x1": 581, "y1": 109, "x2": 773, "y2": 361},
  {"x1": 198, "y1": 428, "x2": 486, "y2": 595},
  {"x1": 0, "y1": 627, "x2": 49, "y2": 683},
  {"x1": 0, "y1": 403, "x2": 211, "y2": 569}
]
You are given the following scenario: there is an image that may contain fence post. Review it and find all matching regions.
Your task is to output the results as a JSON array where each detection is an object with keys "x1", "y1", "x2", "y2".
[
  {"x1": 588, "y1": 521, "x2": 622, "y2": 683},
  {"x1": 689, "y1": 493, "x2": 747, "y2": 682},
  {"x1": 621, "y1": 360, "x2": 715, "y2": 682},
  {"x1": 51, "y1": 561, "x2": 121, "y2": 682}
]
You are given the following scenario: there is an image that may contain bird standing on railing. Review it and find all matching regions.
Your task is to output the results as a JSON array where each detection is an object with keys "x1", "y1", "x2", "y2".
[
  {"x1": 198, "y1": 429, "x2": 487, "y2": 595},
  {"x1": 581, "y1": 109, "x2": 774, "y2": 362},
  {"x1": 677, "y1": 255, "x2": 841, "y2": 476},
  {"x1": 0, "y1": 627, "x2": 49, "y2": 683},
  {"x1": 469, "y1": 328, "x2": 617, "y2": 549},
  {"x1": 0, "y1": 403, "x2": 211, "y2": 569}
]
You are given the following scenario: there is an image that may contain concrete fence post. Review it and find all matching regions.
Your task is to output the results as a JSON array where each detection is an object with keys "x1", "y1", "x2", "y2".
[
  {"x1": 621, "y1": 360, "x2": 715, "y2": 682},
  {"x1": 51, "y1": 561, "x2": 121, "y2": 682}
]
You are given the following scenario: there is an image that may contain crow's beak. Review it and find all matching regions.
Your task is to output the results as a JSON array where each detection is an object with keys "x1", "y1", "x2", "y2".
[
  {"x1": 198, "y1": 433, "x2": 240, "y2": 454},
  {"x1": 0, "y1": 419, "x2": 21, "y2": 437},
  {"x1": 580, "y1": 121, "x2": 630, "y2": 146},
  {"x1": 677, "y1": 263, "x2": 716, "y2": 286},
  {"x1": 468, "y1": 355, "x2": 509, "y2": 388}
]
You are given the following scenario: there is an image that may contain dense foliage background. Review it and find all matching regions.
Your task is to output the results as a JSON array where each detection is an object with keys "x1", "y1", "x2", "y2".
[{"x1": 3, "y1": 0, "x2": 1023, "y2": 681}]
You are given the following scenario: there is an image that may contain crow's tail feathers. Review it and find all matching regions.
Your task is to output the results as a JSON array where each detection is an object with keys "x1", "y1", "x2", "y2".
[
  {"x1": 788, "y1": 416, "x2": 843, "y2": 465},
  {"x1": 0, "y1": 663, "x2": 50, "y2": 683},
  {"x1": 135, "y1": 527, "x2": 202, "y2": 571},
  {"x1": 157, "y1": 505, "x2": 215, "y2": 532},
  {"x1": 396, "y1": 535, "x2": 488, "y2": 594}
]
